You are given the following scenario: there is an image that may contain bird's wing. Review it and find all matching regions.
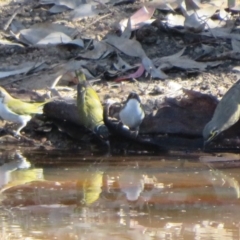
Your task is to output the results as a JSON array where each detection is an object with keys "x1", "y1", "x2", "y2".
[
  {"x1": 86, "y1": 88, "x2": 104, "y2": 127},
  {"x1": 8, "y1": 99, "x2": 46, "y2": 115}
]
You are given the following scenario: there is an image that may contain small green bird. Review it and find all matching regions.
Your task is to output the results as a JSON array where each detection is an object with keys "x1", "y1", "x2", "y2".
[
  {"x1": 0, "y1": 86, "x2": 50, "y2": 135},
  {"x1": 76, "y1": 71, "x2": 109, "y2": 139},
  {"x1": 119, "y1": 92, "x2": 145, "y2": 134}
]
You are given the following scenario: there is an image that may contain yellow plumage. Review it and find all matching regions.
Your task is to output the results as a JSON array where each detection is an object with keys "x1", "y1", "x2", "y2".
[
  {"x1": 76, "y1": 71, "x2": 104, "y2": 131},
  {"x1": 0, "y1": 86, "x2": 51, "y2": 135}
]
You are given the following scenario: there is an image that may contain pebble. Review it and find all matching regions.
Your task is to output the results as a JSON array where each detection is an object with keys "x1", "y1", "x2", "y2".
[{"x1": 33, "y1": 16, "x2": 41, "y2": 22}]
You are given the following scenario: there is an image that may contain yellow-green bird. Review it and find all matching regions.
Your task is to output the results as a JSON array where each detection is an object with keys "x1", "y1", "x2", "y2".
[
  {"x1": 76, "y1": 71, "x2": 109, "y2": 139},
  {"x1": 203, "y1": 80, "x2": 240, "y2": 144},
  {"x1": 0, "y1": 86, "x2": 50, "y2": 135}
]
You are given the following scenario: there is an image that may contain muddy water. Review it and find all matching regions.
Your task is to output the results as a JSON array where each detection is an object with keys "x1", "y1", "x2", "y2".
[{"x1": 0, "y1": 149, "x2": 240, "y2": 240}]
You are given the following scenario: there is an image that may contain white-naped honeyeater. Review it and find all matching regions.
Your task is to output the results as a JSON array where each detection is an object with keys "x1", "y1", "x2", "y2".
[
  {"x1": 0, "y1": 86, "x2": 51, "y2": 135},
  {"x1": 76, "y1": 71, "x2": 109, "y2": 140},
  {"x1": 203, "y1": 80, "x2": 240, "y2": 145},
  {"x1": 119, "y1": 92, "x2": 145, "y2": 135}
]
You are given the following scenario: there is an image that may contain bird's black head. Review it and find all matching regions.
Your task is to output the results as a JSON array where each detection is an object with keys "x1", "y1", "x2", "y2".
[
  {"x1": 127, "y1": 92, "x2": 141, "y2": 103},
  {"x1": 94, "y1": 124, "x2": 109, "y2": 140}
]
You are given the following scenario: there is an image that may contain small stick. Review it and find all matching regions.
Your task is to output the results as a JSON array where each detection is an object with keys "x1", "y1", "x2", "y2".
[{"x1": 3, "y1": 6, "x2": 23, "y2": 31}]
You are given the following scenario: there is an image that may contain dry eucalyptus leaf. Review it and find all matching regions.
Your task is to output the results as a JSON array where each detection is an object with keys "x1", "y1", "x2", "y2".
[
  {"x1": 32, "y1": 32, "x2": 83, "y2": 47},
  {"x1": 181, "y1": 0, "x2": 218, "y2": 32},
  {"x1": 182, "y1": 0, "x2": 200, "y2": 12},
  {"x1": 163, "y1": 56, "x2": 220, "y2": 71},
  {"x1": 184, "y1": 12, "x2": 206, "y2": 32},
  {"x1": 113, "y1": 56, "x2": 137, "y2": 71},
  {"x1": 119, "y1": 6, "x2": 155, "y2": 32},
  {"x1": 0, "y1": 62, "x2": 47, "y2": 79},
  {"x1": 105, "y1": 35, "x2": 146, "y2": 58},
  {"x1": 10, "y1": 19, "x2": 25, "y2": 34},
  {"x1": 146, "y1": 0, "x2": 181, "y2": 10},
  {"x1": 154, "y1": 48, "x2": 221, "y2": 72},
  {"x1": 142, "y1": 57, "x2": 168, "y2": 79},
  {"x1": 195, "y1": 44, "x2": 215, "y2": 59},
  {"x1": 189, "y1": 6, "x2": 218, "y2": 19},
  {"x1": 70, "y1": 3, "x2": 99, "y2": 21},
  {"x1": 160, "y1": 48, "x2": 186, "y2": 61},
  {"x1": 121, "y1": 18, "x2": 132, "y2": 39},
  {"x1": 49, "y1": 5, "x2": 70, "y2": 13},
  {"x1": 65, "y1": 39, "x2": 84, "y2": 47},
  {"x1": 210, "y1": 0, "x2": 227, "y2": 8},
  {"x1": 218, "y1": 9, "x2": 231, "y2": 20},
  {"x1": 36, "y1": 32, "x2": 72, "y2": 45},
  {"x1": 0, "y1": 39, "x2": 24, "y2": 47},
  {"x1": 40, "y1": 0, "x2": 84, "y2": 10},
  {"x1": 165, "y1": 13, "x2": 185, "y2": 27},
  {"x1": 19, "y1": 23, "x2": 75, "y2": 45},
  {"x1": 78, "y1": 40, "x2": 113, "y2": 59},
  {"x1": 232, "y1": 39, "x2": 240, "y2": 52}
]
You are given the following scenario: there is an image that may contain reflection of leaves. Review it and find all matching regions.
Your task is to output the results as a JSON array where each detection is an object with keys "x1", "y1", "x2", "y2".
[{"x1": 78, "y1": 171, "x2": 103, "y2": 206}]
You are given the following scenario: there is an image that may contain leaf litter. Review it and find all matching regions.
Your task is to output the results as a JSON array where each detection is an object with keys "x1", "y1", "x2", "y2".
[{"x1": 1, "y1": 0, "x2": 240, "y2": 149}]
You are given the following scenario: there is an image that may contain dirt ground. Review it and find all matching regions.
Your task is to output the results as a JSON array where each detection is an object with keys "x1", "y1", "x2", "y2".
[{"x1": 0, "y1": 0, "x2": 239, "y2": 152}]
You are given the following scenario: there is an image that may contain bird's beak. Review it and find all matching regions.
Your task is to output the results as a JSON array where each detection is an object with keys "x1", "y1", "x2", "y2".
[{"x1": 203, "y1": 133, "x2": 217, "y2": 150}]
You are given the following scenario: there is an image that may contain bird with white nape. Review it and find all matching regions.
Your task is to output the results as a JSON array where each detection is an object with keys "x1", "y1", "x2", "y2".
[
  {"x1": 119, "y1": 92, "x2": 145, "y2": 135},
  {"x1": 203, "y1": 80, "x2": 240, "y2": 145},
  {"x1": 0, "y1": 87, "x2": 51, "y2": 136}
]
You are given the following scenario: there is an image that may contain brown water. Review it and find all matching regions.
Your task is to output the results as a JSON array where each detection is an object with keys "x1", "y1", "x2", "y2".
[{"x1": 0, "y1": 149, "x2": 240, "y2": 240}]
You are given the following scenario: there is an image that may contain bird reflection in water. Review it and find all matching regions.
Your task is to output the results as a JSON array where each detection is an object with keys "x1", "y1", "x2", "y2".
[{"x1": 0, "y1": 150, "x2": 43, "y2": 192}]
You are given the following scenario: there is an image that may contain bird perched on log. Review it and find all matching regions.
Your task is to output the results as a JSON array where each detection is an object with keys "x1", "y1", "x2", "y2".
[
  {"x1": 0, "y1": 86, "x2": 50, "y2": 135},
  {"x1": 119, "y1": 92, "x2": 145, "y2": 135},
  {"x1": 76, "y1": 71, "x2": 109, "y2": 140},
  {"x1": 203, "y1": 80, "x2": 240, "y2": 144}
]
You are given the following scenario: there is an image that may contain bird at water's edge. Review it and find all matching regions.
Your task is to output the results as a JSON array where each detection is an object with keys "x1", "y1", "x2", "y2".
[
  {"x1": 203, "y1": 80, "x2": 240, "y2": 145},
  {"x1": 0, "y1": 86, "x2": 51, "y2": 135},
  {"x1": 76, "y1": 71, "x2": 109, "y2": 140},
  {"x1": 119, "y1": 92, "x2": 145, "y2": 135}
]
